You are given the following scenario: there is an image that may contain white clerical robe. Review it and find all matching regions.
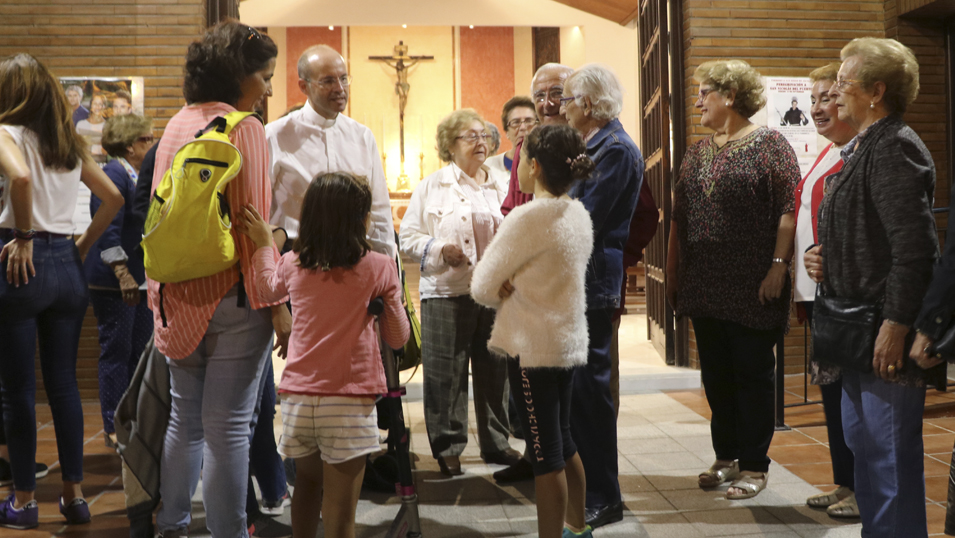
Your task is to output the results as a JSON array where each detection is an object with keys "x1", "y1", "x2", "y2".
[{"x1": 265, "y1": 102, "x2": 396, "y2": 259}]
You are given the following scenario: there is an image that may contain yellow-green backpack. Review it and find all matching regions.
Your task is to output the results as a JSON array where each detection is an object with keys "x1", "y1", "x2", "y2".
[{"x1": 142, "y1": 111, "x2": 254, "y2": 284}]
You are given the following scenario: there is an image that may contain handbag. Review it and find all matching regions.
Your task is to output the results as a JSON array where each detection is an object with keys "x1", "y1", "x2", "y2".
[
  {"x1": 393, "y1": 248, "x2": 422, "y2": 372},
  {"x1": 929, "y1": 321, "x2": 955, "y2": 362},
  {"x1": 811, "y1": 286, "x2": 881, "y2": 373}
]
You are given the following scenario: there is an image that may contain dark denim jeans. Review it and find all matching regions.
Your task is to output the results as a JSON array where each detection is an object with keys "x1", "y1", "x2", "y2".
[{"x1": 0, "y1": 235, "x2": 89, "y2": 491}]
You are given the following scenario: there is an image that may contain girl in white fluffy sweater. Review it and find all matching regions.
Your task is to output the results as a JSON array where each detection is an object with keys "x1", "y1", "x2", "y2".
[{"x1": 471, "y1": 124, "x2": 595, "y2": 538}]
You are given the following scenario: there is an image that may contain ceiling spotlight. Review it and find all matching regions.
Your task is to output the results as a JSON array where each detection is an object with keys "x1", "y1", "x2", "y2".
[
  {"x1": 469, "y1": 25, "x2": 474, "y2": 29},
  {"x1": 402, "y1": 24, "x2": 407, "y2": 28},
  {"x1": 329, "y1": 26, "x2": 334, "y2": 30}
]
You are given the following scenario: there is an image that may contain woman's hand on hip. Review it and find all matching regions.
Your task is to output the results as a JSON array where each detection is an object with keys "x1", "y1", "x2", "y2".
[
  {"x1": 873, "y1": 321, "x2": 909, "y2": 381},
  {"x1": 442, "y1": 244, "x2": 468, "y2": 268},
  {"x1": 804, "y1": 245, "x2": 824, "y2": 283},
  {"x1": 910, "y1": 331, "x2": 944, "y2": 370},
  {"x1": 758, "y1": 263, "x2": 788, "y2": 305},
  {"x1": 1, "y1": 238, "x2": 35, "y2": 287}
]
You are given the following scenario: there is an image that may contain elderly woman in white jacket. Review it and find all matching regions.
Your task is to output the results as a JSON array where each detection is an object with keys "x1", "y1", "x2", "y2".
[
  {"x1": 471, "y1": 124, "x2": 595, "y2": 538},
  {"x1": 399, "y1": 108, "x2": 516, "y2": 477}
]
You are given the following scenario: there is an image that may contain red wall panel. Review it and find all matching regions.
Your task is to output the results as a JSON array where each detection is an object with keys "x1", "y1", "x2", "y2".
[
  {"x1": 285, "y1": 27, "x2": 343, "y2": 112},
  {"x1": 460, "y1": 27, "x2": 516, "y2": 153}
]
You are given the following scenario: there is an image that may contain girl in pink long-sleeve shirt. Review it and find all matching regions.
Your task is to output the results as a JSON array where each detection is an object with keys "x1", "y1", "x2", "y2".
[{"x1": 237, "y1": 171, "x2": 409, "y2": 538}]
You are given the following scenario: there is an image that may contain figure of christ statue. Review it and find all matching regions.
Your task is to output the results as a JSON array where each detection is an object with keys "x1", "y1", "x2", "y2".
[{"x1": 370, "y1": 41, "x2": 433, "y2": 190}]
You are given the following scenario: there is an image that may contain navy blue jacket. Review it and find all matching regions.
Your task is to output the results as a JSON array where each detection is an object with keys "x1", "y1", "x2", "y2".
[
  {"x1": 915, "y1": 180, "x2": 955, "y2": 340},
  {"x1": 569, "y1": 119, "x2": 644, "y2": 311},
  {"x1": 84, "y1": 159, "x2": 146, "y2": 288}
]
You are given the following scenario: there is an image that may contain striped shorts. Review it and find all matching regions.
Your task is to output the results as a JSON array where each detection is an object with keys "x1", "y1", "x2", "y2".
[{"x1": 278, "y1": 394, "x2": 380, "y2": 464}]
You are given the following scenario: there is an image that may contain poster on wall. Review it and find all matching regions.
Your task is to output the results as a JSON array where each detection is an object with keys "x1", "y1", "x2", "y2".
[
  {"x1": 59, "y1": 77, "x2": 144, "y2": 232},
  {"x1": 762, "y1": 77, "x2": 818, "y2": 177}
]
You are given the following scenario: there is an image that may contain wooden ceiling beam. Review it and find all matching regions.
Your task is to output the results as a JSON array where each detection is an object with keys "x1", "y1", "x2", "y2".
[{"x1": 549, "y1": 0, "x2": 641, "y2": 26}]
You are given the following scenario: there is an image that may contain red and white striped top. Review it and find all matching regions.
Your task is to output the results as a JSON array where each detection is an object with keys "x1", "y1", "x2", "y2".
[{"x1": 147, "y1": 102, "x2": 286, "y2": 359}]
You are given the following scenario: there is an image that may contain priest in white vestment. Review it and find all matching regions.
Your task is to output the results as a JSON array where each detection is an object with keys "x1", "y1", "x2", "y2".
[{"x1": 265, "y1": 44, "x2": 396, "y2": 259}]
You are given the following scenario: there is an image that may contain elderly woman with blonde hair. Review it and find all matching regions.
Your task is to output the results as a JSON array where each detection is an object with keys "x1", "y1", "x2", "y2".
[
  {"x1": 399, "y1": 108, "x2": 517, "y2": 477},
  {"x1": 666, "y1": 59, "x2": 800, "y2": 500},
  {"x1": 805, "y1": 37, "x2": 941, "y2": 537}
]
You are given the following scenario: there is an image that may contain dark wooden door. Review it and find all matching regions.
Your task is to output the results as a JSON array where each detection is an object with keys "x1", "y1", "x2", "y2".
[{"x1": 640, "y1": 0, "x2": 685, "y2": 365}]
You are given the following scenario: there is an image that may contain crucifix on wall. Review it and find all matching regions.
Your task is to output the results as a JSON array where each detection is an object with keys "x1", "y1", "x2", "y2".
[{"x1": 370, "y1": 41, "x2": 433, "y2": 191}]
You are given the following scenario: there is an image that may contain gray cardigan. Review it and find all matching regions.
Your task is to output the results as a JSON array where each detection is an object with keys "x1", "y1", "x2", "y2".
[{"x1": 817, "y1": 115, "x2": 943, "y2": 385}]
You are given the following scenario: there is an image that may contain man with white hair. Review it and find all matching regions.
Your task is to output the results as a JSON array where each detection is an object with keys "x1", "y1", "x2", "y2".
[
  {"x1": 65, "y1": 85, "x2": 89, "y2": 125},
  {"x1": 265, "y1": 45, "x2": 396, "y2": 259},
  {"x1": 562, "y1": 63, "x2": 643, "y2": 529}
]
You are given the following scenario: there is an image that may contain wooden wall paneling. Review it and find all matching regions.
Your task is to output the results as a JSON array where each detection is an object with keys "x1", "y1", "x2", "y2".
[
  {"x1": 460, "y1": 27, "x2": 516, "y2": 150},
  {"x1": 532, "y1": 27, "x2": 561, "y2": 72},
  {"x1": 285, "y1": 27, "x2": 344, "y2": 112}
]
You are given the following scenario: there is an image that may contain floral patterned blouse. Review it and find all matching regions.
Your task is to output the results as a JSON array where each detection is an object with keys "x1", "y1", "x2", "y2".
[{"x1": 674, "y1": 127, "x2": 800, "y2": 330}]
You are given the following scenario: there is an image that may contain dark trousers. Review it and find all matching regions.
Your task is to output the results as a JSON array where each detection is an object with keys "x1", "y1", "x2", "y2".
[
  {"x1": 801, "y1": 303, "x2": 855, "y2": 490},
  {"x1": 570, "y1": 307, "x2": 621, "y2": 509},
  {"x1": 90, "y1": 289, "x2": 153, "y2": 433},
  {"x1": 0, "y1": 236, "x2": 88, "y2": 490},
  {"x1": 692, "y1": 317, "x2": 779, "y2": 473},
  {"x1": 249, "y1": 360, "x2": 286, "y2": 502},
  {"x1": 507, "y1": 358, "x2": 576, "y2": 476}
]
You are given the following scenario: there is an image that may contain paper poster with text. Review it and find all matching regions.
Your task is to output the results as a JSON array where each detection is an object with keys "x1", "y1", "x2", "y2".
[{"x1": 763, "y1": 77, "x2": 818, "y2": 177}]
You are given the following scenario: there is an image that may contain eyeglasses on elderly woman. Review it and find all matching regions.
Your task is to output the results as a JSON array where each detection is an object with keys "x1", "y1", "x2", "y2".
[{"x1": 455, "y1": 131, "x2": 489, "y2": 144}]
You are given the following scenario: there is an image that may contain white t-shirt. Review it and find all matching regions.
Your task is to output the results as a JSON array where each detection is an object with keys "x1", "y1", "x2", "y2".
[
  {"x1": 0, "y1": 125, "x2": 81, "y2": 235},
  {"x1": 794, "y1": 144, "x2": 843, "y2": 302}
]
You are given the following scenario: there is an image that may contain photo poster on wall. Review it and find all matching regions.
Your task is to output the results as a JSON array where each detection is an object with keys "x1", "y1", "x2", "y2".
[
  {"x1": 60, "y1": 77, "x2": 145, "y2": 233},
  {"x1": 760, "y1": 77, "x2": 821, "y2": 178}
]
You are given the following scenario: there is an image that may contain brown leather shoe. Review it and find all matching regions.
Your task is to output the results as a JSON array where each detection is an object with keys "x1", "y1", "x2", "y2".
[
  {"x1": 481, "y1": 448, "x2": 523, "y2": 467},
  {"x1": 437, "y1": 456, "x2": 462, "y2": 476}
]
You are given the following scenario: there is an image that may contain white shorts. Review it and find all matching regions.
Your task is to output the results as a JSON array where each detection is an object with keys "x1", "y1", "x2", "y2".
[{"x1": 278, "y1": 394, "x2": 380, "y2": 464}]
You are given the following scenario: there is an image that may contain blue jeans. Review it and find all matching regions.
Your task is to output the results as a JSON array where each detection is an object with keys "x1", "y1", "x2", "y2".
[
  {"x1": 89, "y1": 289, "x2": 153, "y2": 433},
  {"x1": 841, "y1": 370, "x2": 927, "y2": 538},
  {"x1": 0, "y1": 236, "x2": 88, "y2": 491},
  {"x1": 156, "y1": 290, "x2": 272, "y2": 537}
]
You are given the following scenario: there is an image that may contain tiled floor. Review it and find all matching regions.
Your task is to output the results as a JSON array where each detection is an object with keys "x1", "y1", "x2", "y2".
[{"x1": 5, "y1": 312, "x2": 955, "y2": 537}]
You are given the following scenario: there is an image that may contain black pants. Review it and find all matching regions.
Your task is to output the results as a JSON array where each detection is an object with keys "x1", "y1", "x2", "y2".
[
  {"x1": 507, "y1": 358, "x2": 576, "y2": 476},
  {"x1": 692, "y1": 317, "x2": 780, "y2": 473},
  {"x1": 802, "y1": 302, "x2": 854, "y2": 490},
  {"x1": 570, "y1": 308, "x2": 620, "y2": 509}
]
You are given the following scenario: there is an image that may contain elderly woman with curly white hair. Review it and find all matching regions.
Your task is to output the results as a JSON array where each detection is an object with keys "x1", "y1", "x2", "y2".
[
  {"x1": 559, "y1": 63, "x2": 643, "y2": 529},
  {"x1": 666, "y1": 59, "x2": 800, "y2": 500}
]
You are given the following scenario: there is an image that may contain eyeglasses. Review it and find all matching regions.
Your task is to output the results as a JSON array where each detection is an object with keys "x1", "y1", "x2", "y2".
[
  {"x1": 455, "y1": 132, "x2": 489, "y2": 144},
  {"x1": 559, "y1": 96, "x2": 577, "y2": 106},
  {"x1": 533, "y1": 87, "x2": 564, "y2": 104},
  {"x1": 835, "y1": 78, "x2": 861, "y2": 90},
  {"x1": 136, "y1": 135, "x2": 154, "y2": 144},
  {"x1": 506, "y1": 118, "x2": 538, "y2": 129},
  {"x1": 306, "y1": 75, "x2": 352, "y2": 88},
  {"x1": 697, "y1": 88, "x2": 715, "y2": 101}
]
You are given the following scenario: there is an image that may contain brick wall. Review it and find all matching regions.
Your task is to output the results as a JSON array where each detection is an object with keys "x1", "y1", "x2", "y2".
[{"x1": 0, "y1": 0, "x2": 206, "y2": 401}]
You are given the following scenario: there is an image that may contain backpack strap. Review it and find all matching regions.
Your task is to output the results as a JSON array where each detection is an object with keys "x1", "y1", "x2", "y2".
[
  {"x1": 221, "y1": 111, "x2": 256, "y2": 136},
  {"x1": 158, "y1": 283, "x2": 168, "y2": 328}
]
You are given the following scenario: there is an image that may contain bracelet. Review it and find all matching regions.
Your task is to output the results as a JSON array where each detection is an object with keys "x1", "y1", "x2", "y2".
[
  {"x1": 13, "y1": 228, "x2": 35, "y2": 241},
  {"x1": 772, "y1": 257, "x2": 789, "y2": 265}
]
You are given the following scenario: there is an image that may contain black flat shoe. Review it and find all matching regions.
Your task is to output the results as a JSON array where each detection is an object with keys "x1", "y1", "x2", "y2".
[
  {"x1": 481, "y1": 448, "x2": 522, "y2": 467},
  {"x1": 585, "y1": 502, "x2": 623, "y2": 529},
  {"x1": 437, "y1": 456, "x2": 462, "y2": 476},
  {"x1": 492, "y1": 458, "x2": 534, "y2": 483}
]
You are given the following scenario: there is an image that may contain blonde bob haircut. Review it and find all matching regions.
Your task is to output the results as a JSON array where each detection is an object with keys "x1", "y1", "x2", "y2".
[
  {"x1": 102, "y1": 114, "x2": 153, "y2": 158},
  {"x1": 809, "y1": 63, "x2": 840, "y2": 84},
  {"x1": 840, "y1": 37, "x2": 919, "y2": 115},
  {"x1": 694, "y1": 59, "x2": 766, "y2": 119},
  {"x1": 436, "y1": 108, "x2": 485, "y2": 163},
  {"x1": 564, "y1": 63, "x2": 624, "y2": 122}
]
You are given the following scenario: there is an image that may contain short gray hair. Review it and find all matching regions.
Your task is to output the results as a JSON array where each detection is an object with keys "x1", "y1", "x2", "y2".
[
  {"x1": 485, "y1": 122, "x2": 500, "y2": 154},
  {"x1": 841, "y1": 37, "x2": 919, "y2": 115},
  {"x1": 564, "y1": 64, "x2": 624, "y2": 122},
  {"x1": 65, "y1": 85, "x2": 84, "y2": 98}
]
